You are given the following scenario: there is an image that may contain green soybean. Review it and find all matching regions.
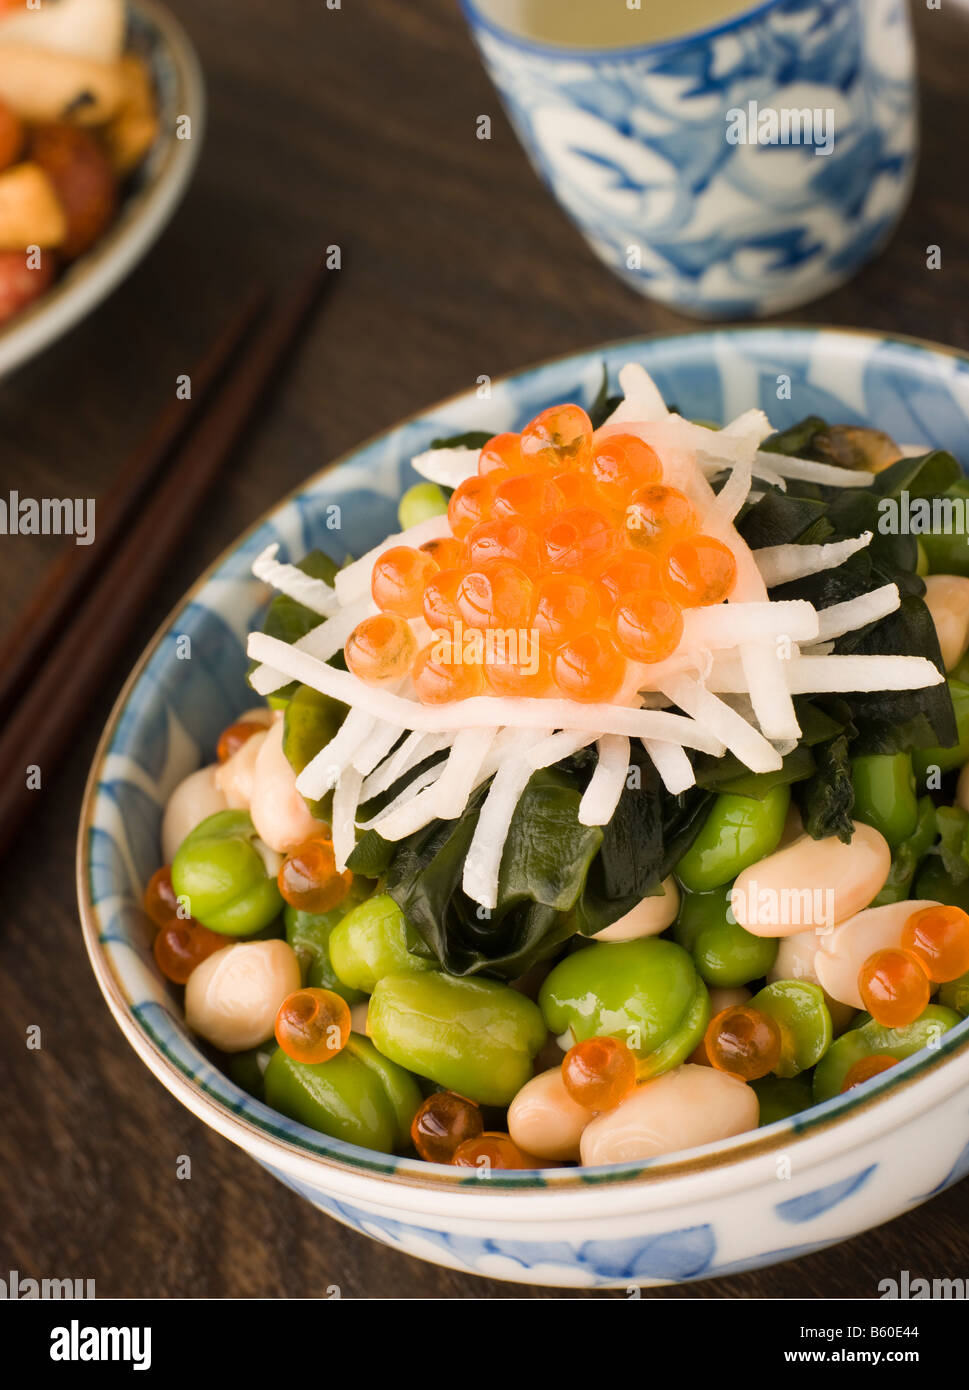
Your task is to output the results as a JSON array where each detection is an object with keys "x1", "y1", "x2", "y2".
[
  {"x1": 637, "y1": 979, "x2": 710, "y2": 1080},
  {"x1": 228, "y1": 1041, "x2": 278, "y2": 1100},
  {"x1": 751, "y1": 980, "x2": 832, "y2": 1078},
  {"x1": 329, "y1": 893, "x2": 434, "y2": 993},
  {"x1": 751, "y1": 1074, "x2": 814, "y2": 1125},
  {"x1": 850, "y1": 753, "x2": 918, "y2": 847},
  {"x1": 913, "y1": 857, "x2": 969, "y2": 914},
  {"x1": 918, "y1": 480, "x2": 969, "y2": 577},
  {"x1": 674, "y1": 785, "x2": 790, "y2": 893},
  {"x1": 939, "y1": 973, "x2": 969, "y2": 1017},
  {"x1": 368, "y1": 971, "x2": 546, "y2": 1106},
  {"x1": 813, "y1": 1005, "x2": 960, "y2": 1102},
  {"x1": 674, "y1": 885, "x2": 778, "y2": 987},
  {"x1": 913, "y1": 679, "x2": 969, "y2": 782},
  {"x1": 872, "y1": 797, "x2": 938, "y2": 906},
  {"x1": 284, "y1": 901, "x2": 367, "y2": 1003},
  {"x1": 171, "y1": 809, "x2": 283, "y2": 936},
  {"x1": 398, "y1": 482, "x2": 449, "y2": 529},
  {"x1": 264, "y1": 1035, "x2": 421, "y2": 1151},
  {"x1": 283, "y1": 684, "x2": 347, "y2": 819}
]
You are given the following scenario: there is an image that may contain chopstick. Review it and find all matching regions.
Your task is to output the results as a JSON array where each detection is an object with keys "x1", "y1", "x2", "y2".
[
  {"x1": 0, "y1": 286, "x2": 268, "y2": 726},
  {"x1": 0, "y1": 258, "x2": 335, "y2": 859}
]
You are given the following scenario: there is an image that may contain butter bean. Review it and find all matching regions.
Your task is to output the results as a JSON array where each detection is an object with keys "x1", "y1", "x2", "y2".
[
  {"x1": 593, "y1": 877, "x2": 680, "y2": 942},
  {"x1": 731, "y1": 822, "x2": 890, "y2": 938},
  {"x1": 768, "y1": 929, "x2": 856, "y2": 1032},
  {"x1": 185, "y1": 939, "x2": 301, "y2": 1052},
  {"x1": 923, "y1": 574, "x2": 969, "y2": 672},
  {"x1": 161, "y1": 764, "x2": 228, "y2": 862},
  {"x1": 507, "y1": 1068, "x2": 590, "y2": 1161},
  {"x1": 708, "y1": 986, "x2": 751, "y2": 1013},
  {"x1": 579, "y1": 1065, "x2": 758, "y2": 1166},
  {"x1": 814, "y1": 899, "x2": 942, "y2": 1008},
  {"x1": 249, "y1": 716, "x2": 327, "y2": 853},
  {"x1": 215, "y1": 728, "x2": 268, "y2": 809}
]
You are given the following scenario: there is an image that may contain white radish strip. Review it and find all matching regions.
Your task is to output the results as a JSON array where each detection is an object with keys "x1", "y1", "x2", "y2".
[
  {"x1": 251, "y1": 544, "x2": 339, "y2": 615},
  {"x1": 410, "y1": 445, "x2": 479, "y2": 488},
  {"x1": 754, "y1": 532, "x2": 873, "y2": 588},
  {"x1": 754, "y1": 450, "x2": 874, "y2": 489},
  {"x1": 705, "y1": 409, "x2": 773, "y2": 465},
  {"x1": 524, "y1": 728, "x2": 597, "y2": 768},
  {"x1": 709, "y1": 464, "x2": 753, "y2": 524},
  {"x1": 370, "y1": 727, "x2": 498, "y2": 840},
  {"x1": 681, "y1": 601, "x2": 818, "y2": 648},
  {"x1": 579, "y1": 735, "x2": 630, "y2": 826},
  {"x1": 602, "y1": 363, "x2": 670, "y2": 424},
  {"x1": 331, "y1": 767, "x2": 363, "y2": 871},
  {"x1": 335, "y1": 514, "x2": 452, "y2": 605},
  {"x1": 352, "y1": 721, "x2": 406, "y2": 776},
  {"x1": 643, "y1": 739, "x2": 696, "y2": 795},
  {"x1": 250, "y1": 596, "x2": 374, "y2": 696},
  {"x1": 662, "y1": 675, "x2": 783, "y2": 773},
  {"x1": 739, "y1": 644, "x2": 801, "y2": 742},
  {"x1": 248, "y1": 633, "x2": 724, "y2": 750},
  {"x1": 295, "y1": 709, "x2": 376, "y2": 799},
  {"x1": 709, "y1": 652, "x2": 943, "y2": 695},
  {"x1": 360, "y1": 730, "x2": 453, "y2": 801},
  {"x1": 359, "y1": 763, "x2": 446, "y2": 830},
  {"x1": 814, "y1": 584, "x2": 900, "y2": 643}
]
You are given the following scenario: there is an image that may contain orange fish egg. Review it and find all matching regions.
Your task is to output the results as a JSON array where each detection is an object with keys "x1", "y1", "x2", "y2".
[
  {"x1": 520, "y1": 403, "x2": 593, "y2": 471},
  {"x1": 478, "y1": 431, "x2": 525, "y2": 477},
  {"x1": 448, "y1": 475, "x2": 497, "y2": 539},
  {"x1": 561, "y1": 1035, "x2": 637, "y2": 1112},
  {"x1": 371, "y1": 545, "x2": 439, "y2": 618},
  {"x1": 553, "y1": 628, "x2": 626, "y2": 703},
  {"x1": 412, "y1": 640, "x2": 485, "y2": 704},
  {"x1": 901, "y1": 904, "x2": 969, "y2": 983},
  {"x1": 345, "y1": 613, "x2": 417, "y2": 685},
  {"x1": 858, "y1": 948, "x2": 931, "y2": 1029},
  {"x1": 275, "y1": 987, "x2": 351, "y2": 1065},
  {"x1": 596, "y1": 552, "x2": 664, "y2": 607},
  {"x1": 590, "y1": 433, "x2": 662, "y2": 507},
  {"x1": 840, "y1": 1054, "x2": 898, "y2": 1092},
  {"x1": 419, "y1": 535, "x2": 466, "y2": 570},
  {"x1": 216, "y1": 718, "x2": 266, "y2": 764},
  {"x1": 466, "y1": 517, "x2": 541, "y2": 570},
  {"x1": 143, "y1": 865, "x2": 179, "y2": 929},
  {"x1": 492, "y1": 471, "x2": 566, "y2": 524},
  {"x1": 623, "y1": 483, "x2": 697, "y2": 549},
  {"x1": 705, "y1": 1005, "x2": 782, "y2": 1081},
  {"x1": 153, "y1": 917, "x2": 226, "y2": 984},
  {"x1": 451, "y1": 1132, "x2": 537, "y2": 1170},
  {"x1": 611, "y1": 589, "x2": 684, "y2": 664},
  {"x1": 278, "y1": 836, "x2": 353, "y2": 914},
  {"x1": 533, "y1": 572, "x2": 601, "y2": 647},
  {"x1": 665, "y1": 535, "x2": 737, "y2": 608},
  {"x1": 542, "y1": 506, "x2": 617, "y2": 572},
  {"x1": 483, "y1": 643, "x2": 552, "y2": 697},
  {"x1": 456, "y1": 562, "x2": 535, "y2": 630},
  {"x1": 422, "y1": 567, "x2": 465, "y2": 630},
  {"x1": 550, "y1": 469, "x2": 602, "y2": 511},
  {"x1": 411, "y1": 1091, "x2": 484, "y2": 1164}
]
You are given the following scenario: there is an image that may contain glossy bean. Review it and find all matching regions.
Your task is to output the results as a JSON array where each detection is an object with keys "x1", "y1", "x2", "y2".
[
  {"x1": 171, "y1": 809, "x2": 284, "y2": 936},
  {"x1": 913, "y1": 679, "x2": 969, "y2": 782},
  {"x1": 284, "y1": 901, "x2": 367, "y2": 1004},
  {"x1": 185, "y1": 940, "x2": 301, "y2": 1051},
  {"x1": 579, "y1": 1064, "x2": 759, "y2": 1165},
  {"x1": 813, "y1": 1005, "x2": 960, "y2": 1102},
  {"x1": 871, "y1": 797, "x2": 938, "y2": 907},
  {"x1": 398, "y1": 482, "x2": 449, "y2": 529},
  {"x1": 507, "y1": 1068, "x2": 590, "y2": 1161},
  {"x1": 674, "y1": 885, "x2": 778, "y2": 987},
  {"x1": 674, "y1": 785, "x2": 790, "y2": 893},
  {"x1": 814, "y1": 899, "x2": 942, "y2": 1008},
  {"x1": 751, "y1": 1074, "x2": 814, "y2": 1125},
  {"x1": 919, "y1": 480, "x2": 969, "y2": 577},
  {"x1": 749, "y1": 980, "x2": 832, "y2": 1077},
  {"x1": 923, "y1": 575, "x2": 969, "y2": 671},
  {"x1": 730, "y1": 822, "x2": 891, "y2": 938},
  {"x1": 913, "y1": 857, "x2": 969, "y2": 914},
  {"x1": 329, "y1": 893, "x2": 434, "y2": 992},
  {"x1": 593, "y1": 877, "x2": 680, "y2": 942},
  {"x1": 161, "y1": 764, "x2": 228, "y2": 863},
  {"x1": 850, "y1": 753, "x2": 918, "y2": 847},
  {"x1": 939, "y1": 972, "x2": 969, "y2": 1016}
]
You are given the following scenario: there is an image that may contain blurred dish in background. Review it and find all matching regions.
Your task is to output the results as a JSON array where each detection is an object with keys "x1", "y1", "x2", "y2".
[
  {"x1": 462, "y1": 0, "x2": 918, "y2": 319},
  {"x1": 0, "y1": 0, "x2": 204, "y2": 378}
]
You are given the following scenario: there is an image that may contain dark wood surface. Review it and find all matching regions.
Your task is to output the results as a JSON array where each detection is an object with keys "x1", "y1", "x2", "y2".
[{"x1": 1, "y1": 0, "x2": 968, "y2": 1300}]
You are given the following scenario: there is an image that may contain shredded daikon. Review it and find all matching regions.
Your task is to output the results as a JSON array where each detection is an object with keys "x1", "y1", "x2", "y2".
[
  {"x1": 754, "y1": 449, "x2": 875, "y2": 489},
  {"x1": 814, "y1": 584, "x2": 900, "y2": 643},
  {"x1": 643, "y1": 739, "x2": 696, "y2": 795},
  {"x1": 410, "y1": 445, "x2": 479, "y2": 489},
  {"x1": 251, "y1": 543, "x2": 339, "y2": 616},
  {"x1": 332, "y1": 767, "x2": 363, "y2": 872},
  {"x1": 754, "y1": 532, "x2": 873, "y2": 588},
  {"x1": 579, "y1": 735, "x2": 631, "y2": 826}
]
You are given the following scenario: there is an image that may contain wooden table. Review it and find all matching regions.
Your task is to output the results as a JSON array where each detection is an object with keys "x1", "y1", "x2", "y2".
[{"x1": 1, "y1": 0, "x2": 967, "y2": 1300}]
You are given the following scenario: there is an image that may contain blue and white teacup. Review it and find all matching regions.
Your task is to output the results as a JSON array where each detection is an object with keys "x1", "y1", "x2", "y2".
[{"x1": 461, "y1": 0, "x2": 918, "y2": 319}]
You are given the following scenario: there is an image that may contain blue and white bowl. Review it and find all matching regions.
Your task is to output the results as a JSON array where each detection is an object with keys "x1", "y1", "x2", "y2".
[
  {"x1": 78, "y1": 326, "x2": 969, "y2": 1289},
  {"x1": 461, "y1": 0, "x2": 917, "y2": 319}
]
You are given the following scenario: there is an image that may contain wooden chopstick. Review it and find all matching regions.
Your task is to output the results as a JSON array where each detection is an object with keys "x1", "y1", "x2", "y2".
[
  {"x1": 0, "y1": 258, "x2": 335, "y2": 860},
  {"x1": 0, "y1": 286, "x2": 268, "y2": 726}
]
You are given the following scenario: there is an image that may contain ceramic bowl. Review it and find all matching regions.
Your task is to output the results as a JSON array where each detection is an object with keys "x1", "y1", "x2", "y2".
[
  {"x1": 78, "y1": 326, "x2": 969, "y2": 1289},
  {"x1": 0, "y1": 0, "x2": 204, "y2": 380}
]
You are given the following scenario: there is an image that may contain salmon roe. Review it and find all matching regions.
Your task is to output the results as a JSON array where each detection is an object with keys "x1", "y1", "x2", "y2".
[
  {"x1": 665, "y1": 535, "x2": 737, "y2": 607},
  {"x1": 153, "y1": 918, "x2": 225, "y2": 984},
  {"x1": 275, "y1": 987, "x2": 351, "y2": 1065},
  {"x1": 451, "y1": 1132, "x2": 536, "y2": 1170},
  {"x1": 448, "y1": 475, "x2": 496, "y2": 539},
  {"x1": 411, "y1": 1091, "x2": 483, "y2": 1163},
  {"x1": 553, "y1": 629, "x2": 626, "y2": 702},
  {"x1": 858, "y1": 948, "x2": 931, "y2": 1029},
  {"x1": 371, "y1": 545, "x2": 438, "y2": 618},
  {"x1": 216, "y1": 718, "x2": 266, "y2": 764},
  {"x1": 520, "y1": 403, "x2": 592, "y2": 470},
  {"x1": 841, "y1": 1054, "x2": 899, "y2": 1092},
  {"x1": 590, "y1": 434, "x2": 662, "y2": 507},
  {"x1": 561, "y1": 1035, "x2": 637, "y2": 1111},
  {"x1": 478, "y1": 431, "x2": 525, "y2": 477},
  {"x1": 533, "y1": 573, "x2": 600, "y2": 647},
  {"x1": 466, "y1": 517, "x2": 540, "y2": 570},
  {"x1": 624, "y1": 484, "x2": 697, "y2": 549},
  {"x1": 456, "y1": 563, "x2": 534, "y2": 630},
  {"x1": 900, "y1": 905, "x2": 969, "y2": 983},
  {"x1": 143, "y1": 865, "x2": 179, "y2": 929},
  {"x1": 412, "y1": 640, "x2": 485, "y2": 704},
  {"x1": 278, "y1": 836, "x2": 353, "y2": 914},
  {"x1": 345, "y1": 613, "x2": 417, "y2": 685},
  {"x1": 483, "y1": 643, "x2": 552, "y2": 697},
  {"x1": 612, "y1": 590, "x2": 684, "y2": 664},
  {"x1": 705, "y1": 1005, "x2": 782, "y2": 1081}
]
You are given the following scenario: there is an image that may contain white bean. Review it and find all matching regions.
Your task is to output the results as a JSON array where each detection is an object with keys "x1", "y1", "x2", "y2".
[
  {"x1": 161, "y1": 764, "x2": 228, "y2": 862},
  {"x1": 923, "y1": 574, "x2": 969, "y2": 672},
  {"x1": 508, "y1": 1067, "x2": 590, "y2": 1161},
  {"x1": 767, "y1": 929, "x2": 856, "y2": 1032},
  {"x1": 185, "y1": 939, "x2": 301, "y2": 1052},
  {"x1": 957, "y1": 760, "x2": 969, "y2": 814},
  {"x1": 215, "y1": 728, "x2": 268, "y2": 810},
  {"x1": 731, "y1": 822, "x2": 890, "y2": 938},
  {"x1": 238, "y1": 707, "x2": 275, "y2": 728},
  {"x1": 349, "y1": 1000, "x2": 369, "y2": 1035},
  {"x1": 708, "y1": 986, "x2": 751, "y2": 1013},
  {"x1": 249, "y1": 717, "x2": 327, "y2": 853},
  {"x1": 593, "y1": 877, "x2": 680, "y2": 942},
  {"x1": 814, "y1": 899, "x2": 941, "y2": 1008},
  {"x1": 579, "y1": 1065, "x2": 758, "y2": 1166}
]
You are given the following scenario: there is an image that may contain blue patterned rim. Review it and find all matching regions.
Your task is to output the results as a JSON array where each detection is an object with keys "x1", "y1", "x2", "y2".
[{"x1": 77, "y1": 325, "x2": 969, "y2": 1192}]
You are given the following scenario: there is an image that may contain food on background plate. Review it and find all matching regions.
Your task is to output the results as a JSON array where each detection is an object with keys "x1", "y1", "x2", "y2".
[
  {"x1": 0, "y1": 0, "x2": 159, "y2": 326},
  {"x1": 147, "y1": 361, "x2": 969, "y2": 1168}
]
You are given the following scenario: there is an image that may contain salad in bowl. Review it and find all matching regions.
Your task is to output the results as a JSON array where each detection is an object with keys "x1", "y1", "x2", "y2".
[{"x1": 140, "y1": 358, "x2": 969, "y2": 1176}]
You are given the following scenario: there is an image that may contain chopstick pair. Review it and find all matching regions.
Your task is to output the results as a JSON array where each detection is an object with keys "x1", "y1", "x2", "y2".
[{"x1": 0, "y1": 259, "x2": 335, "y2": 860}]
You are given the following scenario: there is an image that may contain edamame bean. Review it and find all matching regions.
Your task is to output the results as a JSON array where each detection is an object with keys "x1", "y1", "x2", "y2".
[
  {"x1": 284, "y1": 902, "x2": 367, "y2": 1004},
  {"x1": 913, "y1": 857, "x2": 969, "y2": 914},
  {"x1": 919, "y1": 479, "x2": 969, "y2": 577},
  {"x1": 507, "y1": 1068, "x2": 590, "y2": 1161},
  {"x1": 398, "y1": 482, "x2": 449, "y2": 529},
  {"x1": 282, "y1": 684, "x2": 347, "y2": 820},
  {"x1": 814, "y1": 899, "x2": 942, "y2": 1008},
  {"x1": 850, "y1": 753, "x2": 918, "y2": 847},
  {"x1": 730, "y1": 822, "x2": 891, "y2": 938},
  {"x1": 674, "y1": 885, "x2": 778, "y2": 987},
  {"x1": 674, "y1": 785, "x2": 790, "y2": 893},
  {"x1": 250, "y1": 716, "x2": 328, "y2": 853},
  {"x1": 923, "y1": 575, "x2": 969, "y2": 671},
  {"x1": 185, "y1": 939, "x2": 301, "y2": 1051},
  {"x1": 329, "y1": 893, "x2": 434, "y2": 992},
  {"x1": 813, "y1": 1005, "x2": 960, "y2": 1102},
  {"x1": 913, "y1": 679, "x2": 969, "y2": 782},
  {"x1": 368, "y1": 972, "x2": 546, "y2": 1106},
  {"x1": 939, "y1": 972, "x2": 969, "y2": 1016},
  {"x1": 264, "y1": 1034, "x2": 421, "y2": 1152},
  {"x1": 751, "y1": 1074, "x2": 814, "y2": 1125},
  {"x1": 228, "y1": 1041, "x2": 278, "y2": 1100},
  {"x1": 749, "y1": 980, "x2": 832, "y2": 1077},
  {"x1": 592, "y1": 877, "x2": 680, "y2": 942},
  {"x1": 172, "y1": 808, "x2": 283, "y2": 936},
  {"x1": 578, "y1": 1065, "x2": 759, "y2": 1165},
  {"x1": 162, "y1": 765, "x2": 229, "y2": 863},
  {"x1": 871, "y1": 798, "x2": 938, "y2": 907}
]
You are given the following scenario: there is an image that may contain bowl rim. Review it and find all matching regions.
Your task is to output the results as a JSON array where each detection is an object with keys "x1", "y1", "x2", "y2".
[
  {"x1": 0, "y1": 0, "x2": 206, "y2": 380},
  {"x1": 77, "y1": 322, "x2": 969, "y2": 1206}
]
